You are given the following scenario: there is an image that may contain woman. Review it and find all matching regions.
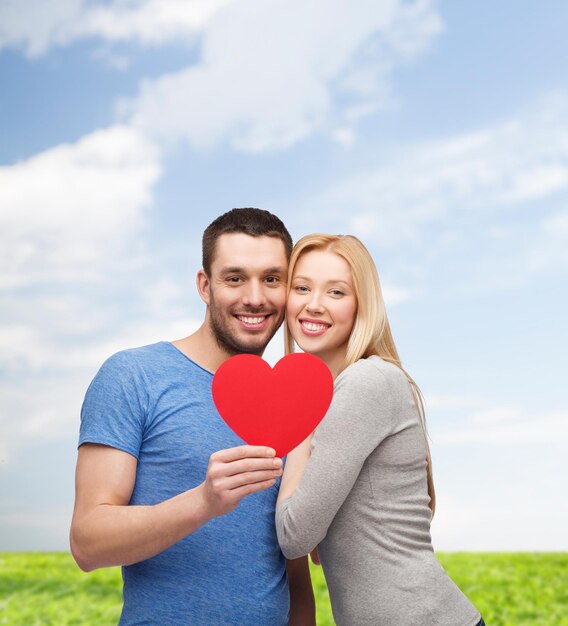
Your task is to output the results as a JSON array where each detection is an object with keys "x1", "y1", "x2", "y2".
[{"x1": 275, "y1": 234, "x2": 484, "y2": 626}]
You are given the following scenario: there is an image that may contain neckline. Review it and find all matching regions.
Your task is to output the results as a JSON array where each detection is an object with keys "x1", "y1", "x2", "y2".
[{"x1": 162, "y1": 341, "x2": 215, "y2": 377}]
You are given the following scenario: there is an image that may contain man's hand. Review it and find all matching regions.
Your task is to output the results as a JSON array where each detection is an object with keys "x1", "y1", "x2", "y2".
[{"x1": 200, "y1": 445, "x2": 283, "y2": 518}]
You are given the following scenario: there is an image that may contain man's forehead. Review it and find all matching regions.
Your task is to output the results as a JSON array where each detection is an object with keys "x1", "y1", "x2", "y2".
[{"x1": 212, "y1": 232, "x2": 288, "y2": 271}]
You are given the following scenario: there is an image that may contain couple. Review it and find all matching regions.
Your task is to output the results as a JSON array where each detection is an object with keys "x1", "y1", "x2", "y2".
[{"x1": 71, "y1": 208, "x2": 483, "y2": 625}]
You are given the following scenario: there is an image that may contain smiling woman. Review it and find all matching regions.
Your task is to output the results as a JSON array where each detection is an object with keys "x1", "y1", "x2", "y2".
[
  {"x1": 287, "y1": 249, "x2": 358, "y2": 378},
  {"x1": 277, "y1": 234, "x2": 484, "y2": 626}
]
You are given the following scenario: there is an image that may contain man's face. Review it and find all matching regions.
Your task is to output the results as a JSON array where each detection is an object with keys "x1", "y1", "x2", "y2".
[{"x1": 203, "y1": 233, "x2": 288, "y2": 356}]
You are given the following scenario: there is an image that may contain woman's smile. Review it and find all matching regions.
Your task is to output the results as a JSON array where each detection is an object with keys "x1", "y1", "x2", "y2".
[{"x1": 298, "y1": 317, "x2": 332, "y2": 336}]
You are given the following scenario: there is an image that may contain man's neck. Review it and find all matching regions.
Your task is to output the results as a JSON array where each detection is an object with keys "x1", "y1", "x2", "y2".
[{"x1": 172, "y1": 324, "x2": 239, "y2": 374}]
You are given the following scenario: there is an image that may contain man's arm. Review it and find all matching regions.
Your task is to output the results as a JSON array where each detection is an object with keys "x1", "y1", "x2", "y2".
[
  {"x1": 70, "y1": 443, "x2": 282, "y2": 571},
  {"x1": 286, "y1": 556, "x2": 316, "y2": 626},
  {"x1": 277, "y1": 437, "x2": 317, "y2": 624}
]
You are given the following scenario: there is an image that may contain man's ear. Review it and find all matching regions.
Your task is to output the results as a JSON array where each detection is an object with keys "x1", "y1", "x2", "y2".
[{"x1": 196, "y1": 269, "x2": 211, "y2": 305}]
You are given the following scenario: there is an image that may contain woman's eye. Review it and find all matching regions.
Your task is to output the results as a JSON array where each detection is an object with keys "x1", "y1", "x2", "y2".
[
  {"x1": 330, "y1": 289, "x2": 344, "y2": 296},
  {"x1": 295, "y1": 285, "x2": 308, "y2": 292}
]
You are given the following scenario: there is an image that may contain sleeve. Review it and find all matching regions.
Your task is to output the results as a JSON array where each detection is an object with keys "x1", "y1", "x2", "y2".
[
  {"x1": 275, "y1": 360, "x2": 399, "y2": 558},
  {"x1": 79, "y1": 351, "x2": 148, "y2": 460}
]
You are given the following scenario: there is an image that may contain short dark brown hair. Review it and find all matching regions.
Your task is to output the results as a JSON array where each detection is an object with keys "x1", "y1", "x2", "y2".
[{"x1": 202, "y1": 208, "x2": 292, "y2": 275}]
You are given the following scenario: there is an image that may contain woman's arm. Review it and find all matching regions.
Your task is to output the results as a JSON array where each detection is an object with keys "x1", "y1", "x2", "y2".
[
  {"x1": 275, "y1": 360, "x2": 401, "y2": 558},
  {"x1": 278, "y1": 436, "x2": 322, "y2": 566},
  {"x1": 277, "y1": 434, "x2": 313, "y2": 505}
]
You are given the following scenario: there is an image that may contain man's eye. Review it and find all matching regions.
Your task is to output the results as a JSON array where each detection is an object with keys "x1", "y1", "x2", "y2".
[
  {"x1": 227, "y1": 277, "x2": 242, "y2": 283},
  {"x1": 265, "y1": 276, "x2": 279, "y2": 283}
]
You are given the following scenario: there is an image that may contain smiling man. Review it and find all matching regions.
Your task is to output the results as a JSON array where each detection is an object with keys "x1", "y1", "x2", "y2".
[{"x1": 70, "y1": 208, "x2": 315, "y2": 625}]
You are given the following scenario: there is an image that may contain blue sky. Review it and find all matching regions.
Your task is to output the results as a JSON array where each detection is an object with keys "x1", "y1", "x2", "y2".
[{"x1": 1, "y1": 0, "x2": 567, "y2": 551}]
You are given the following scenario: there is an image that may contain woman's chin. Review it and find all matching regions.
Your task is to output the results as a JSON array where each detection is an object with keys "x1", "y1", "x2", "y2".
[
  {"x1": 295, "y1": 342, "x2": 320, "y2": 357},
  {"x1": 291, "y1": 337, "x2": 312, "y2": 355}
]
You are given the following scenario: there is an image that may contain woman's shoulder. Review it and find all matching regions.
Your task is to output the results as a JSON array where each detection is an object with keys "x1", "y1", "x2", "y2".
[
  {"x1": 331, "y1": 357, "x2": 411, "y2": 427},
  {"x1": 337, "y1": 356, "x2": 413, "y2": 409},
  {"x1": 339, "y1": 355, "x2": 406, "y2": 383}
]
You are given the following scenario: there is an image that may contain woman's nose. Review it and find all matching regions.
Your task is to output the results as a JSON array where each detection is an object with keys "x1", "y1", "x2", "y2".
[{"x1": 305, "y1": 294, "x2": 324, "y2": 313}]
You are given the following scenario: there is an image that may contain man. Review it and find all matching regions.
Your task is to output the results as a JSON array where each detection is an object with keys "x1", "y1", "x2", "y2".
[{"x1": 70, "y1": 208, "x2": 315, "y2": 625}]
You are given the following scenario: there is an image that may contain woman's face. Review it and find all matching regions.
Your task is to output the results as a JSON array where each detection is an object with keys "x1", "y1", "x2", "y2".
[{"x1": 287, "y1": 249, "x2": 357, "y2": 366}]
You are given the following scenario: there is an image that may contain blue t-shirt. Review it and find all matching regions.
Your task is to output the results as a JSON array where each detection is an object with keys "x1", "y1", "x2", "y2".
[{"x1": 79, "y1": 341, "x2": 289, "y2": 625}]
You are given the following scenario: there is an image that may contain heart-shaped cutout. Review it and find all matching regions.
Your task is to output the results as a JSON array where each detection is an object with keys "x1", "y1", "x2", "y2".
[{"x1": 212, "y1": 353, "x2": 333, "y2": 457}]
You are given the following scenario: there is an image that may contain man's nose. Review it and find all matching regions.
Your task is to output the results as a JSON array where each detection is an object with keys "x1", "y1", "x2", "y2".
[{"x1": 242, "y1": 280, "x2": 267, "y2": 308}]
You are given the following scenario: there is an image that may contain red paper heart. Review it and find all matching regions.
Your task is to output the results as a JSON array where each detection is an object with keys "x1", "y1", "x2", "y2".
[{"x1": 212, "y1": 353, "x2": 333, "y2": 458}]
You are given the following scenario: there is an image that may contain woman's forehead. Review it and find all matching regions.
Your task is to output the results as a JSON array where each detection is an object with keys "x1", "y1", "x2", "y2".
[{"x1": 294, "y1": 249, "x2": 352, "y2": 277}]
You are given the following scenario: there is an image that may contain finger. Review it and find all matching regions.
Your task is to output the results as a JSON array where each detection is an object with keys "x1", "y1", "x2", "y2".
[
  {"x1": 224, "y1": 468, "x2": 283, "y2": 490},
  {"x1": 213, "y1": 445, "x2": 276, "y2": 463},
  {"x1": 223, "y1": 456, "x2": 282, "y2": 477},
  {"x1": 230, "y1": 478, "x2": 277, "y2": 500}
]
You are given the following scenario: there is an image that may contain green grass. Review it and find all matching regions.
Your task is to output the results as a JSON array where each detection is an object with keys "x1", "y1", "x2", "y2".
[{"x1": 1, "y1": 552, "x2": 566, "y2": 625}]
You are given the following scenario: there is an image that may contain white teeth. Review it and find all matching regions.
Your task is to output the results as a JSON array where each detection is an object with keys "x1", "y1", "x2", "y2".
[
  {"x1": 237, "y1": 316, "x2": 266, "y2": 325},
  {"x1": 301, "y1": 321, "x2": 329, "y2": 331}
]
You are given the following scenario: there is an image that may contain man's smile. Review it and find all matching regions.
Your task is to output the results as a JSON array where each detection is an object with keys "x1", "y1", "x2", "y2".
[{"x1": 234, "y1": 314, "x2": 271, "y2": 329}]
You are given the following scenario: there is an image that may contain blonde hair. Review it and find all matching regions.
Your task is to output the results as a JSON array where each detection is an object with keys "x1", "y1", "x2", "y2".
[{"x1": 284, "y1": 234, "x2": 436, "y2": 516}]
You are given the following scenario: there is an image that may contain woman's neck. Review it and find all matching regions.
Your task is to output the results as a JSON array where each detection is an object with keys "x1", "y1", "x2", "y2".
[{"x1": 318, "y1": 347, "x2": 348, "y2": 380}]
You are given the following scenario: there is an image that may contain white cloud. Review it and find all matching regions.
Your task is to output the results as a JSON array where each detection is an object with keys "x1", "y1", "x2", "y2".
[
  {"x1": 0, "y1": 317, "x2": 199, "y2": 374},
  {"x1": 526, "y1": 208, "x2": 568, "y2": 273},
  {"x1": 331, "y1": 128, "x2": 356, "y2": 149},
  {"x1": 0, "y1": 316, "x2": 201, "y2": 467},
  {"x1": 1, "y1": 1, "x2": 442, "y2": 151},
  {"x1": 426, "y1": 394, "x2": 483, "y2": 411},
  {"x1": 0, "y1": 0, "x2": 83, "y2": 57},
  {"x1": 0, "y1": 124, "x2": 161, "y2": 288},
  {"x1": 302, "y1": 96, "x2": 568, "y2": 248},
  {"x1": 469, "y1": 407, "x2": 522, "y2": 424},
  {"x1": 433, "y1": 409, "x2": 568, "y2": 446},
  {"x1": 431, "y1": 493, "x2": 568, "y2": 551},
  {"x1": 0, "y1": 123, "x2": 200, "y2": 465},
  {"x1": 76, "y1": 0, "x2": 235, "y2": 46},
  {"x1": 0, "y1": 0, "x2": 234, "y2": 57},
  {"x1": 382, "y1": 284, "x2": 414, "y2": 305},
  {"x1": 125, "y1": 0, "x2": 442, "y2": 152}
]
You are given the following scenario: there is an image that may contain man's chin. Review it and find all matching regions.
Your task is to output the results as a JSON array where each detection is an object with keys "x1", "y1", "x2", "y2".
[
  {"x1": 210, "y1": 314, "x2": 284, "y2": 357},
  {"x1": 215, "y1": 331, "x2": 272, "y2": 357},
  {"x1": 232, "y1": 332, "x2": 274, "y2": 356}
]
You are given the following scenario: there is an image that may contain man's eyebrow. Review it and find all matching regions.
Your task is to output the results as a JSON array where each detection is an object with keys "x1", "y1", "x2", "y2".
[
  {"x1": 219, "y1": 267, "x2": 245, "y2": 276},
  {"x1": 219, "y1": 266, "x2": 287, "y2": 276}
]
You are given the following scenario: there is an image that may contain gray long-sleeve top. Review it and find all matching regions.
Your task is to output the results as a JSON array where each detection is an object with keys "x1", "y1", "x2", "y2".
[{"x1": 276, "y1": 356, "x2": 481, "y2": 626}]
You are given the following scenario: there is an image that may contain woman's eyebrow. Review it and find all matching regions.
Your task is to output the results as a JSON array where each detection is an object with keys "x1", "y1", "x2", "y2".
[{"x1": 293, "y1": 275, "x2": 351, "y2": 287}]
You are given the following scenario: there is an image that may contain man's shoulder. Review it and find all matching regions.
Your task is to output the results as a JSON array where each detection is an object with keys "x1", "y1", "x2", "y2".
[
  {"x1": 94, "y1": 342, "x2": 171, "y2": 387},
  {"x1": 102, "y1": 341, "x2": 168, "y2": 368}
]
